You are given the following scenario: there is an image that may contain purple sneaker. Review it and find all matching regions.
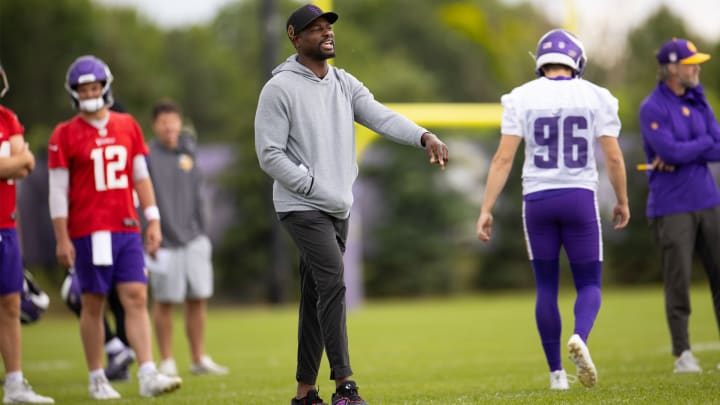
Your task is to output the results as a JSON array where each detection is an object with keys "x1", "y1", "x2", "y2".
[
  {"x1": 291, "y1": 389, "x2": 327, "y2": 405},
  {"x1": 332, "y1": 381, "x2": 368, "y2": 405}
]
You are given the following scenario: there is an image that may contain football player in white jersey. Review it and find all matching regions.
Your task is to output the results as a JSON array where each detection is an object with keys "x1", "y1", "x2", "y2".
[{"x1": 476, "y1": 29, "x2": 630, "y2": 390}]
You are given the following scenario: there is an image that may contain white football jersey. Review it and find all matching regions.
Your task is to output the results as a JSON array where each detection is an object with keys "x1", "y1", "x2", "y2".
[{"x1": 501, "y1": 77, "x2": 620, "y2": 195}]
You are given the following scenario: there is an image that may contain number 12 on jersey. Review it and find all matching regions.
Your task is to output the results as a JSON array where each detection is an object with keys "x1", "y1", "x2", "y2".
[{"x1": 91, "y1": 145, "x2": 128, "y2": 191}]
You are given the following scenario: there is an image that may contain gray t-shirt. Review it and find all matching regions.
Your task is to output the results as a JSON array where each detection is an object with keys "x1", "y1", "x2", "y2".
[{"x1": 148, "y1": 134, "x2": 207, "y2": 247}]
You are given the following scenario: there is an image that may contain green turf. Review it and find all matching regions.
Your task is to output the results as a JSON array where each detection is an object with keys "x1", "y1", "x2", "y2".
[{"x1": 17, "y1": 285, "x2": 720, "y2": 404}]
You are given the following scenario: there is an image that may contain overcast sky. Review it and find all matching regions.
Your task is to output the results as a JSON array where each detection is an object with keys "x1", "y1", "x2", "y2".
[
  {"x1": 96, "y1": 0, "x2": 720, "y2": 62},
  {"x1": 525, "y1": 0, "x2": 720, "y2": 61},
  {"x1": 96, "y1": 0, "x2": 237, "y2": 27}
]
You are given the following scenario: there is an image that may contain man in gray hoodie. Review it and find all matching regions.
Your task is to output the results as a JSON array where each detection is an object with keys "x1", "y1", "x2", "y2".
[{"x1": 255, "y1": 4, "x2": 448, "y2": 405}]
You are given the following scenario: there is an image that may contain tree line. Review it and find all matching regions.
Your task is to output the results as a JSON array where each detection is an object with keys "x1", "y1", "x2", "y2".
[{"x1": 1, "y1": 0, "x2": 717, "y2": 301}]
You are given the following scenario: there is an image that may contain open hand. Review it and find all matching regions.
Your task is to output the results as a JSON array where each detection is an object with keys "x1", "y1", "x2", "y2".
[{"x1": 421, "y1": 132, "x2": 448, "y2": 170}]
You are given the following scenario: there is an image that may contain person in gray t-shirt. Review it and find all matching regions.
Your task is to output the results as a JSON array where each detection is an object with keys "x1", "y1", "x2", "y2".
[
  {"x1": 146, "y1": 100, "x2": 228, "y2": 377},
  {"x1": 255, "y1": 5, "x2": 448, "y2": 405}
]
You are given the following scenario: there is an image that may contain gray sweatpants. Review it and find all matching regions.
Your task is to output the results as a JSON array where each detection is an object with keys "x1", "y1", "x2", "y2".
[
  {"x1": 650, "y1": 206, "x2": 720, "y2": 356},
  {"x1": 279, "y1": 210, "x2": 353, "y2": 384}
]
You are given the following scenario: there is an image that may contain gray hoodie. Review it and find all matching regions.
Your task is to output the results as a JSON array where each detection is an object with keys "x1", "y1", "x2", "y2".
[{"x1": 255, "y1": 55, "x2": 427, "y2": 219}]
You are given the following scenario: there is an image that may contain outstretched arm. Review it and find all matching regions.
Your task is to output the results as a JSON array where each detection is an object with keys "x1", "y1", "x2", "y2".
[
  {"x1": 476, "y1": 135, "x2": 521, "y2": 242},
  {"x1": 420, "y1": 132, "x2": 448, "y2": 170}
]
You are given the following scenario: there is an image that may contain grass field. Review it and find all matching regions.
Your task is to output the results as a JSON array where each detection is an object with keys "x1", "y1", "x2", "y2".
[{"x1": 16, "y1": 284, "x2": 720, "y2": 404}]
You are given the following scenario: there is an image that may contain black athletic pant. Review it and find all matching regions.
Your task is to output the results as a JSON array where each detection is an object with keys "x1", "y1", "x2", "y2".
[
  {"x1": 106, "y1": 286, "x2": 127, "y2": 346},
  {"x1": 280, "y1": 210, "x2": 353, "y2": 384},
  {"x1": 651, "y1": 206, "x2": 720, "y2": 356}
]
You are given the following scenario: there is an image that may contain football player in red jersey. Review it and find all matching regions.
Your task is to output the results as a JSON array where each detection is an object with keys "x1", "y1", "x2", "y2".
[
  {"x1": 0, "y1": 61, "x2": 54, "y2": 404},
  {"x1": 48, "y1": 55, "x2": 181, "y2": 400}
]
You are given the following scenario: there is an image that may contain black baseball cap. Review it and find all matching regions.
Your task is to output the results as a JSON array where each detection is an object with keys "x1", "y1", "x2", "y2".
[{"x1": 286, "y1": 4, "x2": 338, "y2": 39}]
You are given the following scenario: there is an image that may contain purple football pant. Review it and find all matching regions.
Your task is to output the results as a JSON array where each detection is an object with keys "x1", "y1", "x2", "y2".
[
  {"x1": 73, "y1": 232, "x2": 147, "y2": 295},
  {"x1": 522, "y1": 188, "x2": 603, "y2": 372},
  {"x1": 0, "y1": 228, "x2": 23, "y2": 295}
]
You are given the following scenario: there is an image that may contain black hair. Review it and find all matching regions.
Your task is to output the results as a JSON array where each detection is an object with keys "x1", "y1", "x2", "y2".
[{"x1": 151, "y1": 99, "x2": 182, "y2": 121}]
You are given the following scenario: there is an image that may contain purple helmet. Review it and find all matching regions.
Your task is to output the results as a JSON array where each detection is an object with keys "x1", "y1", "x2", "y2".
[
  {"x1": 20, "y1": 270, "x2": 50, "y2": 325},
  {"x1": 65, "y1": 55, "x2": 114, "y2": 111},
  {"x1": 534, "y1": 29, "x2": 587, "y2": 77}
]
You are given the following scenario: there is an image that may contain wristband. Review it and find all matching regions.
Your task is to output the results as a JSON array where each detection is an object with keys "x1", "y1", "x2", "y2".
[{"x1": 144, "y1": 205, "x2": 161, "y2": 222}]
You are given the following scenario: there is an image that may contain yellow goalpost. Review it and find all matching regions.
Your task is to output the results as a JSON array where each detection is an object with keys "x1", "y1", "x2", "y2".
[
  {"x1": 311, "y1": 0, "x2": 506, "y2": 158},
  {"x1": 311, "y1": 0, "x2": 579, "y2": 158}
]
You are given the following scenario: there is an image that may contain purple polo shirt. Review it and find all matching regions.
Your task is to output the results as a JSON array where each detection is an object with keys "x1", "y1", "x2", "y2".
[{"x1": 639, "y1": 82, "x2": 720, "y2": 217}]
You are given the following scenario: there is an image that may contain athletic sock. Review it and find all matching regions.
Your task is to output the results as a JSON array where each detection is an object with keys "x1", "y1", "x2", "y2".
[
  {"x1": 89, "y1": 368, "x2": 105, "y2": 382},
  {"x1": 5, "y1": 371, "x2": 23, "y2": 385},
  {"x1": 137, "y1": 361, "x2": 157, "y2": 377}
]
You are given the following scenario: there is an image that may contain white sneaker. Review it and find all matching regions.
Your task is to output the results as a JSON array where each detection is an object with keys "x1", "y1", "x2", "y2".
[
  {"x1": 567, "y1": 334, "x2": 597, "y2": 388},
  {"x1": 674, "y1": 350, "x2": 702, "y2": 373},
  {"x1": 139, "y1": 370, "x2": 181, "y2": 397},
  {"x1": 549, "y1": 369, "x2": 569, "y2": 390},
  {"x1": 190, "y1": 355, "x2": 229, "y2": 376},
  {"x1": 158, "y1": 358, "x2": 178, "y2": 377},
  {"x1": 3, "y1": 380, "x2": 54, "y2": 404},
  {"x1": 88, "y1": 375, "x2": 121, "y2": 400}
]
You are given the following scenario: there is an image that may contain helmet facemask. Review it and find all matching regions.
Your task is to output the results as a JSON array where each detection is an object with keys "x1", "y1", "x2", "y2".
[{"x1": 65, "y1": 55, "x2": 115, "y2": 112}]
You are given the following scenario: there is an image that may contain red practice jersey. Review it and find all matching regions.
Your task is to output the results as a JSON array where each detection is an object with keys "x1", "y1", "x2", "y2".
[
  {"x1": 48, "y1": 111, "x2": 148, "y2": 238},
  {"x1": 0, "y1": 106, "x2": 24, "y2": 229}
]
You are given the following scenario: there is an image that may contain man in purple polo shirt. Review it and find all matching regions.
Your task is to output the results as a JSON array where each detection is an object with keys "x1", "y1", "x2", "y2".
[{"x1": 639, "y1": 38, "x2": 720, "y2": 373}]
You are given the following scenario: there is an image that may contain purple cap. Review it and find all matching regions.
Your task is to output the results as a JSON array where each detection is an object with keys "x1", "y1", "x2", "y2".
[
  {"x1": 656, "y1": 38, "x2": 710, "y2": 65},
  {"x1": 286, "y1": 4, "x2": 338, "y2": 39}
]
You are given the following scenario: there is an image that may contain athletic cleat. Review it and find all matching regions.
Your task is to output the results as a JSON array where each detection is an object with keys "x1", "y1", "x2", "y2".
[
  {"x1": 674, "y1": 350, "x2": 702, "y2": 373},
  {"x1": 139, "y1": 370, "x2": 181, "y2": 397},
  {"x1": 105, "y1": 347, "x2": 135, "y2": 382},
  {"x1": 158, "y1": 358, "x2": 178, "y2": 377},
  {"x1": 3, "y1": 380, "x2": 54, "y2": 404},
  {"x1": 567, "y1": 334, "x2": 597, "y2": 388},
  {"x1": 549, "y1": 369, "x2": 569, "y2": 390},
  {"x1": 190, "y1": 355, "x2": 229, "y2": 376},
  {"x1": 332, "y1": 381, "x2": 368, "y2": 405},
  {"x1": 88, "y1": 375, "x2": 121, "y2": 400},
  {"x1": 291, "y1": 389, "x2": 328, "y2": 405}
]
